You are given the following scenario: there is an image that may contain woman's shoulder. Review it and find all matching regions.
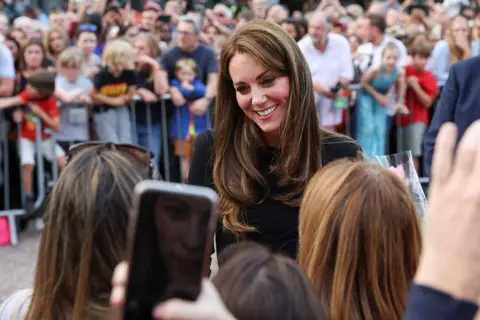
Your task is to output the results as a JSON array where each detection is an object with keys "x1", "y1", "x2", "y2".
[
  {"x1": 0, "y1": 288, "x2": 32, "y2": 320},
  {"x1": 321, "y1": 132, "x2": 362, "y2": 165}
]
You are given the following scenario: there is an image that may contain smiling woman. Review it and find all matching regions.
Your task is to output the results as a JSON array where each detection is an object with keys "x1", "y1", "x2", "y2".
[{"x1": 188, "y1": 19, "x2": 362, "y2": 259}]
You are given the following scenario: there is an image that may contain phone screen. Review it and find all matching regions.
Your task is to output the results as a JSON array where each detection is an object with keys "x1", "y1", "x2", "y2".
[
  {"x1": 123, "y1": 183, "x2": 216, "y2": 320},
  {"x1": 158, "y1": 15, "x2": 171, "y2": 24}
]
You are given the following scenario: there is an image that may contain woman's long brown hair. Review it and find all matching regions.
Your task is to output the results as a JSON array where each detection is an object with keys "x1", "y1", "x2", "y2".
[
  {"x1": 213, "y1": 19, "x2": 321, "y2": 235},
  {"x1": 445, "y1": 15, "x2": 472, "y2": 65},
  {"x1": 25, "y1": 147, "x2": 149, "y2": 320},
  {"x1": 298, "y1": 160, "x2": 422, "y2": 320}
]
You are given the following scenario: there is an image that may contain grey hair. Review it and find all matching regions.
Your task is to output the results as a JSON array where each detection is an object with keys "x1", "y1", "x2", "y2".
[{"x1": 179, "y1": 15, "x2": 201, "y2": 34}]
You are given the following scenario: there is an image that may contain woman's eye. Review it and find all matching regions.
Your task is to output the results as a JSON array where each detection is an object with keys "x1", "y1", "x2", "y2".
[
  {"x1": 263, "y1": 77, "x2": 275, "y2": 85},
  {"x1": 236, "y1": 86, "x2": 249, "y2": 94}
]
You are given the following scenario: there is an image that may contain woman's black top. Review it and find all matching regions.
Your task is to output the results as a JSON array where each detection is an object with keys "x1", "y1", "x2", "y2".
[{"x1": 188, "y1": 129, "x2": 361, "y2": 259}]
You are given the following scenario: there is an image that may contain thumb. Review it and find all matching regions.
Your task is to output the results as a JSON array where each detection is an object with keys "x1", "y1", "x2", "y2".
[{"x1": 153, "y1": 299, "x2": 200, "y2": 320}]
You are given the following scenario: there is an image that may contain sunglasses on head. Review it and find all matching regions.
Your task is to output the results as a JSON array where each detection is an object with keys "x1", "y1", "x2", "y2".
[
  {"x1": 67, "y1": 142, "x2": 160, "y2": 179},
  {"x1": 79, "y1": 23, "x2": 98, "y2": 33}
]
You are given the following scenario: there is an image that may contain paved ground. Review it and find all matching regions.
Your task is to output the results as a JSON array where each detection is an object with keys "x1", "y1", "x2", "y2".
[{"x1": 0, "y1": 232, "x2": 40, "y2": 304}]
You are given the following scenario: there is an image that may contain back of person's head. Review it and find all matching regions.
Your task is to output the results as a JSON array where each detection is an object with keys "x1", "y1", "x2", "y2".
[
  {"x1": 27, "y1": 70, "x2": 56, "y2": 97},
  {"x1": 411, "y1": 38, "x2": 433, "y2": 58},
  {"x1": 26, "y1": 146, "x2": 150, "y2": 320},
  {"x1": 298, "y1": 160, "x2": 421, "y2": 320},
  {"x1": 214, "y1": 243, "x2": 324, "y2": 320}
]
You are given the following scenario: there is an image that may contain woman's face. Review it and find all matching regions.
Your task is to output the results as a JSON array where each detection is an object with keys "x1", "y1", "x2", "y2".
[
  {"x1": 229, "y1": 53, "x2": 289, "y2": 146},
  {"x1": 349, "y1": 36, "x2": 359, "y2": 53},
  {"x1": 281, "y1": 22, "x2": 297, "y2": 40},
  {"x1": 77, "y1": 31, "x2": 97, "y2": 56},
  {"x1": 50, "y1": 31, "x2": 66, "y2": 54},
  {"x1": 10, "y1": 29, "x2": 26, "y2": 44},
  {"x1": 24, "y1": 44, "x2": 44, "y2": 68},
  {"x1": 452, "y1": 17, "x2": 469, "y2": 40},
  {"x1": 6, "y1": 40, "x2": 19, "y2": 61},
  {"x1": 125, "y1": 26, "x2": 140, "y2": 42},
  {"x1": 133, "y1": 38, "x2": 153, "y2": 58}
]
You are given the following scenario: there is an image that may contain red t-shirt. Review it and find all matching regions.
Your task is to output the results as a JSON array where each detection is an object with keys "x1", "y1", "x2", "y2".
[
  {"x1": 18, "y1": 90, "x2": 59, "y2": 141},
  {"x1": 399, "y1": 65, "x2": 438, "y2": 127}
]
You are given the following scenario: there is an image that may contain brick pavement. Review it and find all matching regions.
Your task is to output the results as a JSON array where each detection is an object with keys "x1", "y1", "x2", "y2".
[{"x1": 0, "y1": 232, "x2": 40, "y2": 304}]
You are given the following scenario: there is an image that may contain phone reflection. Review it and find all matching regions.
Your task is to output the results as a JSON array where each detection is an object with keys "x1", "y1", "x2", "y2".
[
  {"x1": 124, "y1": 192, "x2": 212, "y2": 320},
  {"x1": 153, "y1": 195, "x2": 211, "y2": 300}
]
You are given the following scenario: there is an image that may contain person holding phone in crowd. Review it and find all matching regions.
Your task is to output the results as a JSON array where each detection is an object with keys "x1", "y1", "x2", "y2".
[{"x1": 188, "y1": 20, "x2": 360, "y2": 260}]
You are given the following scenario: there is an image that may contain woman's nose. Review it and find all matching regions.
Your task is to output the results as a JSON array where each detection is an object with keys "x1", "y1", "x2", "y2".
[{"x1": 252, "y1": 88, "x2": 267, "y2": 106}]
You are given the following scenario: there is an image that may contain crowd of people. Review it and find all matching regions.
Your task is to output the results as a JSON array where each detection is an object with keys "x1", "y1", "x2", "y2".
[{"x1": 0, "y1": 0, "x2": 480, "y2": 318}]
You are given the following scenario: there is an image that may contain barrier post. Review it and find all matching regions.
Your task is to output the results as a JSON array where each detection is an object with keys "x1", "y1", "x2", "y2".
[
  {"x1": 160, "y1": 97, "x2": 170, "y2": 181},
  {"x1": 33, "y1": 117, "x2": 46, "y2": 212},
  {"x1": 145, "y1": 103, "x2": 154, "y2": 152},
  {"x1": 130, "y1": 99, "x2": 137, "y2": 144},
  {"x1": 176, "y1": 107, "x2": 184, "y2": 181}
]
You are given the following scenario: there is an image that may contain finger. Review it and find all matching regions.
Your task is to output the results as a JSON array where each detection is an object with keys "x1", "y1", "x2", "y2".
[
  {"x1": 110, "y1": 286, "x2": 126, "y2": 307},
  {"x1": 451, "y1": 120, "x2": 480, "y2": 182},
  {"x1": 112, "y1": 261, "x2": 129, "y2": 286},
  {"x1": 431, "y1": 122, "x2": 457, "y2": 188},
  {"x1": 153, "y1": 299, "x2": 198, "y2": 320}
]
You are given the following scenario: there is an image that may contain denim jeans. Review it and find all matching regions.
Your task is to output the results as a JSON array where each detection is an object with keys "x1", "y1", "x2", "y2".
[{"x1": 135, "y1": 123, "x2": 162, "y2": 165}]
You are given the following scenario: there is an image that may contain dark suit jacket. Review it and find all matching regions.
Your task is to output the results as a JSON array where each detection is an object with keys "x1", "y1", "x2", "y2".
[{"x1": 424, "y1": 56, "x2": 480, "y2": 177}]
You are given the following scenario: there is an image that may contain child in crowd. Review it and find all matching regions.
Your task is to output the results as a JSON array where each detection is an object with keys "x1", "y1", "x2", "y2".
[
  {"x1": 91, "y1": 39, "x2": 137, "y2": 143},
  {"x1": 357, "y1": 42, "x2": 406, "y2": 156},
  {"x1": 398, "y1": 39, "x2": 438, "y2": 172},
  {"x1": 170, "y1": 58, "x2": 209, "y2": 182},
  {"x1": 54, "y1": 47, "x2": 93, "y2": 152},
  {"x1": 0, "y1": 71, "x2": 64, "y2": 213}
]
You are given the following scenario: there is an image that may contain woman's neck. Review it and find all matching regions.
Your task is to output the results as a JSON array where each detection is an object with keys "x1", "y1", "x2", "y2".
[{"x1": 25, "y1": 66, "x2": 40, "y2": 76}]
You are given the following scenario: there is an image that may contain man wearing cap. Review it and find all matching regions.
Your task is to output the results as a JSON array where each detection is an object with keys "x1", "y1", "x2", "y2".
[{"x1": 160, "y1": 16, "x2": 218, "y2": 118}]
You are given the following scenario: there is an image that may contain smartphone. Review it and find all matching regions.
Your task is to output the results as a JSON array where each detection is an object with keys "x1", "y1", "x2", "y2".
[
  {"x1": 158, "y1": 15, "x2": 171, "y2": 24},
  {"x1": 123, "y1": 180, "x2": 218, "y2": 320}
]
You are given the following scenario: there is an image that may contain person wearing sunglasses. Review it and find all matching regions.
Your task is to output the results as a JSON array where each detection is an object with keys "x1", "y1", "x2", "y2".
[{"x1": 0, "y1": 143, "x2": 158, "y2": 319}]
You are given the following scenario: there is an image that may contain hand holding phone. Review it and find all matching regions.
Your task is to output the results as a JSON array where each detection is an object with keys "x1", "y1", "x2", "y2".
[{"x1": 123, "y1": 181, "x2": 218, "y2": 320}]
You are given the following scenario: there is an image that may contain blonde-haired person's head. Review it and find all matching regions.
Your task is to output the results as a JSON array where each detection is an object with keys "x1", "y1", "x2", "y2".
[
  {"x1": 57, "y1": 47, "x2": 84, "y2": 82},
  {"x1": 298, "y1": 160, "x2": 421, "y2": 320},
  {"x1": 102, "y1": 39, "x2": 135, "y2": 75},
  {"x1": 57, "y1": 46, "x2": 84, "y2": 70},
  {"x1": 174, "y1": 58, "x2": 197, "y2": 73}
]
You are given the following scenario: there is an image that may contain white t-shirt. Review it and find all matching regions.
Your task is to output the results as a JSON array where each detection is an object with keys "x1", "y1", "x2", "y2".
[
  {"x1": 0, "y1": 289, "x2": 32, "y2": 320},
  {"x1": 298, "y1": 33, "x2": 354, "y2": 126}
]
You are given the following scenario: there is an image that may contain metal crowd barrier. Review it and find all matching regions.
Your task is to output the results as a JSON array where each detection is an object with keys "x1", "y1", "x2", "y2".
[{"x1": 0, "y1": 116, "x2": 51, "y2": 246}]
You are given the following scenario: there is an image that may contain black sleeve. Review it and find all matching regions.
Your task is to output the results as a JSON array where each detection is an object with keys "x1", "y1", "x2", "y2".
[
  {"x1": 403, "y1": 284, "x2": 478, "y2": 320},
  {"x1": 188, "y1": 129, "x2": 214, "y2": 188}
]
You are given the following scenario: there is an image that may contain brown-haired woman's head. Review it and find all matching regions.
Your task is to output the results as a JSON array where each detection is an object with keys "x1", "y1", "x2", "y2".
[
  {"x1": 445, "y1": 15, "x2": 472, "y2": 65},
  {"x1": 19, "y1": 37, "x2": 48, "y2": 72},
  {"x1": 213, "y1": 19, "x2": 321, "y2": 235},
  {"x1": 298, "y1": 160, "x2": 422, "y2": 320},
  {"x1": 214, "y1": 242, "x2": 324, "y2": 320},
  {"x1": 44, "y1": 26, "x2": 69, "y2": 60},
  {"x1": 25, "y1": 146, "x2": 150, "y2": 320}
]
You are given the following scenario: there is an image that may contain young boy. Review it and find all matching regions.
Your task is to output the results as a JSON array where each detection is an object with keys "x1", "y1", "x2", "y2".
[
  {"x1": 0, "y1": 70, "x2": 65, "y2": 213},
  {"x1": 398, "y1": 39, "x2": 438, "y2": 172}
]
